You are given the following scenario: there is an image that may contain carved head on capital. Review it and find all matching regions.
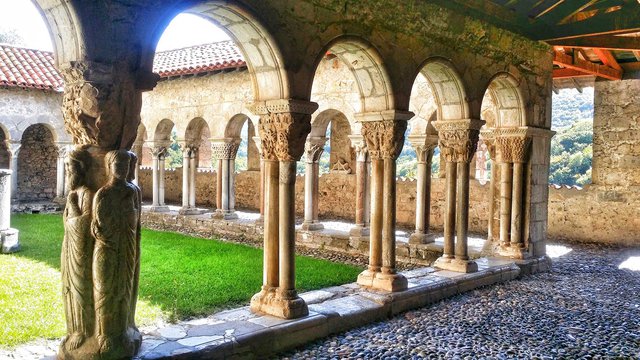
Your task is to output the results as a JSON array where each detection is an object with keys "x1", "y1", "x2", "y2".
[
  {"x1": 65, "y1": 148, "x2": 93, "y2": 190},
  {"x1": 105, "y1": 150, "x2": 131, "y2": 181}
]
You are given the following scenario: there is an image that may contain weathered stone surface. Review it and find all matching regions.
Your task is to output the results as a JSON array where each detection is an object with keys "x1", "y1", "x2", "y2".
[{"x1": 17, "y1": 124, "x2": 58, "y2": 202}]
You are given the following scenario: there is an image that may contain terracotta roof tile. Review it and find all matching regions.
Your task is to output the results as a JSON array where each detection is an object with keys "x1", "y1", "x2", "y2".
[
  {"x1": 153, "y1": 41, "x2": 246, "y2": 77},
  {"x1": 0, "y1": 44, "x2": 63, "y2": 91},
  {"x1": 0, "y1": 41, "x2": 246, "y2": 92}
]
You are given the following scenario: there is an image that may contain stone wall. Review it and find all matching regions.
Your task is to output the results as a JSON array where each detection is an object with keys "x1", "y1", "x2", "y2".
[
  {"x1": 17, "y1": 124, "x2": 58, "y2": 201},
  {"x1": 0, "y1": 88, "x2": 67, "y2": 142}
]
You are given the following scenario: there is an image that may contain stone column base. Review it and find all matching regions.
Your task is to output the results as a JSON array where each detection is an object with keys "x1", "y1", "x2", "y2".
[
  {"x1": 408, "y1": 232, "x2": 436, "y2": 245},
  {"x1": 348, "y1": 236, "x2": 369, "y2": 253},
  {"x1": 349, "y1": 225, "x2": 369, "y2": 237},
  {"x1": 149, "y1": 205, "x2": 170, "y2": 213},
  {"x1": 1, "y1": 228, "x2": 20, "y2": 254},
  {"x1": 301, "y1": 221, "x2": 324, "y2": 231},
  {"x1": 250, "y1": 287, "x2": 309, "y2": 319},
  {"x1": 433, "y1": 257, "x2": 478, "y2": 273},
  {"x1": 58, "y1": 326, "x2": 141, "y2": 360},
  {"x1": 212, "y1": 210, "x2": 238, "y2": 220},
  {"x1": 357, "y1": 269, "x2": 408, "y2": 292},
  {"x1": 498, "y1": 244, "x2": 531, "y2": 260},
  {"x1": 178, "y1": 207, "x2": 203, "y2": 216}
]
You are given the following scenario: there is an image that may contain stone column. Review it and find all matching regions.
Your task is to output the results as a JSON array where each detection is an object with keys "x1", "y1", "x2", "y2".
[
  {"x1": 481, "y1": 131, "x2": 498, "y2": 241},
  {"x1": 356, "y1": 112, "x2": 413, "y2": 292},
  {"x1": 212, "y1": 140, "x2": 240, "y2": 220},
  {"x1": 252, "y1": 136, "x2": 265, "y2": 225},
  {"x1": 349, "y1": 136, "x2": 370, "y2": 238},
  {"x1": 131, "y1": 142, "x2": 143, "y2": 187},
  {"x1": 7, "y1": 142, "x2": 20, "y2": 200},
  {"x1": 496, "y1": 131, "x2": 532, "y2": 259},
  {"x1": 432, "y1": 119, "x2": 485, "y2": 273},
  {"x1": 149, "y1": 146, "x2": 169, "y2": 212},
  {"x1": 301, "y1": 137, "x2": 326, "y2": 231},
  {"x1": 55, "y1": 143, "x2": 72, "y2": 203},
  {"x1": 56, "y1": 60, "x2": 157, "y2": 360},
  {"x1": 408, "y1": 135, "x2": 438, "y2": 244},
  {"x1": 0, "y1": 169, "x2": 19, "y2": 253},
  {"x1": 179, "y1": 144, "x2": 200, "y2": 215},
  {"x1": 249, "y1": 99, "x2": 317, "y2": 319}
]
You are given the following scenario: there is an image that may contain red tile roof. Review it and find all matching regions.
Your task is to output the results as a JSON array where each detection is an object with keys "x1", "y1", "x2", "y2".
[
  {"x1": 0, "y1": 44, "x2": 64, "y2": 91},
  {"x1": 153, "y1": 41, "x2": 246, "y2": 77},
  {"x1": 0, "y1": 41, "x2": 246, "y2": 92}
]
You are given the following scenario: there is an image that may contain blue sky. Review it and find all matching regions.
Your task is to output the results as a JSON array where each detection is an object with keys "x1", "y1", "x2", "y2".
[{"x1": 1, "y1": 0, "x2": 229, "y2": 51}]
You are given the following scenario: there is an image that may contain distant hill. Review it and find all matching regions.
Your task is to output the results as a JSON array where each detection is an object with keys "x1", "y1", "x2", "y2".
[{"x1": 552, "y1": 87, "x2": 594, "y2": 130}]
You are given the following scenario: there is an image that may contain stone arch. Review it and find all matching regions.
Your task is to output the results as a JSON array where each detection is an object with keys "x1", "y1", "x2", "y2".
[
  {"x1": 135, "y1": 124, "x2": 152, "y2": 167},
  {"x1": 224, "y1": 114, "x2": 259, "y2": 171},
  {"x1": 146, "y1": 2, "x2": 289, "y2": 101},
  {"x1": 313, "y1": 36, "x2": 395, "y2": 113},
  {"x1": 414, "y1": 57, "x2": 470, "y2": 121},
  {"x1": 17, "y1": 123, "x2": 58, "y2": 201},
  {"x1": 154, "y1": 119, "x2": 175, "y2": 145},
  {"x1": 31, "y1": 0, "x2": 83, "y2": 66},
  {"x1": 311, "y1": 109, "x2": 354, "y2": 173},
  {"x1": 185, "y1": 117, "x2": 212, "y2": 168},
  {"x1": 483, "y1": 72, "x2": 527, "y2": 128}
]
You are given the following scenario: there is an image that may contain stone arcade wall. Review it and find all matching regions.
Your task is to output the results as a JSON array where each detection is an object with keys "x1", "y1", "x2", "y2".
[{"x1": 0, "y1": 88, "x2": 65, "y2": 142}]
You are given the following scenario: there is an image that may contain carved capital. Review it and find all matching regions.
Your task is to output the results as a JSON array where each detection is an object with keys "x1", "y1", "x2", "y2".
[
  {"x1": 433, "y1": 119, "x2": 485, "y2": 164},
  {"x1": 211, "y1": 141, "x2": 240, "y2": 160},
  {"x1": 6, "y1": 141, "x2": 21, "y2": 157},
  {"x1": 150, "y1": 146, "x2": 167, "y2": 160},
  {"x1": 349, "y1": 135, "x2": 368, "y2": 162},
  {"x1": 305, "y1": 137, "x2": 326, "y2": 163},
  {"x1": 57, "y1": 143, "x2": 73, "y2": 159},
  {"x1": 496, "y1": 136, "x2": 531, "y2": 163},
  {"x1": 408, "y1": 135, "x2": 438, "y2": 164},
  {"x1": 60, "y1": 60, "x2": 141, "y2": 149},
  {"x1": 361, "y1": 120, "x2": 407, "y2": 160}
]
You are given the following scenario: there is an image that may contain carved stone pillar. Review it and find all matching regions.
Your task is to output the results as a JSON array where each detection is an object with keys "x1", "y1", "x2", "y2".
[
  {"x1": 0, "y1": 169, "x2": 19, "y2": 253},
  {"x1": 349, "y1": 135, "x2": 370, "y2": 238},
  {"x1": 55, "y1": 143, "x2": 72, "y2": 202},
  {"x1": 356, "y1": 112, "x2": 413, "y2": 292},
  {"x1": 408, "y1": 135, "x2": 438, "y2": 244},
  {"x1": 211, "y1": 140, "x2": 240, "y2": 220},
  {"x1": 57, "y1": 60, "x2": 156, "y2": 360},
  {"x1": 252, "y1": 136, "x2": 265, "y2": 225},
  {"x1": 249, "y1": 99, "x2": 317, "y2": 319},
  {"x1": 149, "y1": 145, "x2": 169, "y2": 212},
  {"x1": 495, "y1": 131, "x2": 532, "y2": 259},
  {"x1": 301, "y1": 137, "x2": 326, "y2": 231},
  {"x1": 179, "y1": 144, "x2": 200, "y2": 215},
  {"x1": 432, "y1": 119, "x2": 485, "y2": 273},
  {"x1": 7, "y1": 142, "x2": 20, "y2": 200}
]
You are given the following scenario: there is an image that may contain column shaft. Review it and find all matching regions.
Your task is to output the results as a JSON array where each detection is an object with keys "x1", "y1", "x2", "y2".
[
  {"x1": 510, "y1": 162, "x2": 524, "y2": 246},
  {"x1": 216, "y1": 160, "x2": 223, "y2": 210},
  {"x1": 414, "y1": 161, "x2": 427, "y2": 233},
  {"x1": 443, "y1": 161, "x2": 457, "y2": 258},
  {"x1": 354, "y1": 159, "x2": 366, "y2": 226},
  {"x1": 182, "y1": 152, "x2": 190, "y2": 208},
  {"x1": 487, "y1": 159, "x2": 496, "y2": 239},
  {"x1": 189, "y1": 154, "x2": 197, "y2": 207},
  {"x1": 500, "y1": 162, "x2": 513, "y2": 245},
  {"x1": 455, "y1": 162, "x2": 470, "y2": 260},
  {"x1": 56, "y1": 156, "x2": 66, "y2": 198},
  {"x1": 159, "y1": 157, "x2": 166, "y2": 206},
  {"x1": 221, "y1": 159, "x2": 230, "y2": 211},
  {"x1": 381, "y1": 158, "x2": 396, "y2": 273},
  {"x1": 278, "y1": 161, "x2": 296, "y2": 292},
  {"x1": 229, "y1": 159, "x2": 236, "y2": 211},
  {"x1": 303, "y1": 161, "x2": 314, "y2": 224},
  {"x1": 152, "y1": 156, "x2": 159, "y2": 206},
  {"x1": 10, "y1": 154, "x2": 18, "y2": 199},
  {"x1": 263, "y1": 160, "x2": 279, "y2": 287},
  {"x1": 259, "y1": 159, "x2": 265, "y2": 220},
  {"x1": 368, "y1": 159, "x2": 383, "y2": 272}
]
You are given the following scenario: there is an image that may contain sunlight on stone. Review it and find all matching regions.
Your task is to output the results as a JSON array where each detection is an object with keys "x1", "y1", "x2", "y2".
[
  {"x1": 546, "y1": 244, "x2": 573, "y2": 258},
  {"x1": 618, "y1": 256, "x2": 640, "y2": 271}
]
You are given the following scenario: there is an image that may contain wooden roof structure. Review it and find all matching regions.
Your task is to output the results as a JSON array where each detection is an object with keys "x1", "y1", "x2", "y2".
[{"x1": 433, "y1": 0, "x2": 640, "y2": 90}]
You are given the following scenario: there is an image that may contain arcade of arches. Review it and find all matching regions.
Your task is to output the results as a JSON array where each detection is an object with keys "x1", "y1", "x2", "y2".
[{"x1": 0, "y1": 0, "x2": 638, "y2": 359}]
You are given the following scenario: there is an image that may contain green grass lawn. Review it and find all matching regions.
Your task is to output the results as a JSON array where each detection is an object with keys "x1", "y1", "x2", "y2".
[{"x1": 0, "y1": 214, "x2": 362, "y2": 348}]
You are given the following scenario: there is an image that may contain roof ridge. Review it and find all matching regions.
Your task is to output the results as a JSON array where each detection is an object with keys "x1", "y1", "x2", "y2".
[
  {"x1": 0, "y1": 43, "x2": 53, "y2": 55},
  {"x1": 154, "y1": 40, "x2": 237, "y2": 55}
]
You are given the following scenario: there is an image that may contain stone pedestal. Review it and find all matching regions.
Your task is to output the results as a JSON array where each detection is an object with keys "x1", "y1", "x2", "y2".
[
  {"x1": 0, "y1": 170, "x2": 19, "y2": 254},
  {"x1": 433, "y1": 257, "x2": 479, "y2": 273}
]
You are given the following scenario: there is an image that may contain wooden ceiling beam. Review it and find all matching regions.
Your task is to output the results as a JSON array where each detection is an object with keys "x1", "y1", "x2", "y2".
[
  {"x1": 553, "y1": 68, "x2": 598, "y2": 79},
  {"x1": 553, "y1": 50, "x2": 623, "y2": 80},
  {"x1": 593, "y1": 49, "x2": 623, "y2": 71},
  {"x1": 538, "y1": 6, "x2": 640, "y2": 41},
  {"x1": 547, "y1": 33, "x2": 640, "y2": 50}
]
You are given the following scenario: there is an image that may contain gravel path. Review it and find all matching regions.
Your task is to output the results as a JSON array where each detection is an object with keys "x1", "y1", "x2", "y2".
[{"x1": 276, "y1": 242, "x2": 640, "y2": 359}]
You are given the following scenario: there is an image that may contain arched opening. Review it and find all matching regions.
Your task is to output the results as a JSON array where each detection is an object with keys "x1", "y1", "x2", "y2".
[
  {"x1": 17, "y1": 123, "x2": 58, "y2": 202},
  {"x1": 185, "y1": 117, "x2": 212, "y2": 168},
  {"x1": 310, "y1": 110, "x2": 354, "y2": 175},
  {"x1": 224, "y1": 114, "x2": 258, "y2": 173},
  {"x1": 153, "y1": 119, "x2": 179, "y2": 169}
]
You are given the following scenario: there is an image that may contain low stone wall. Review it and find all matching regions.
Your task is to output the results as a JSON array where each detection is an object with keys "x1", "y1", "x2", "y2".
[
  {"x1": 548, "y1": 185, "x2": 639, "y2": 246},
  {"x1": 138, "y1": 169, "x2": 639, "y2": 246}
]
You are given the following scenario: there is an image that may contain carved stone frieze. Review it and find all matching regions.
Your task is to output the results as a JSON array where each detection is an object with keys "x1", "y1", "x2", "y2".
[
  {"x1": 361, "y1": 120, "x2": 407, "y2": 160},
  {"x1": 60, "y1": 61, "x2": 142, "y2": 150}
]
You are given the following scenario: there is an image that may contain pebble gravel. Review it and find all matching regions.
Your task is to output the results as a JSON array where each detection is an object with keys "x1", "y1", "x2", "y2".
[{"x1": 277, "y1": 242, "x2": 640, "y2": 359}]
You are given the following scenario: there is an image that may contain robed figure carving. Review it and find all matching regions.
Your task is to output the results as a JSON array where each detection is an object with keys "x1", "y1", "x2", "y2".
[
  {"x1": 61, "y1": 149, "x2": 95, "y2": 352},
  {"x1": 92, "y1": 150, "x2": 141, "y2": 356}
]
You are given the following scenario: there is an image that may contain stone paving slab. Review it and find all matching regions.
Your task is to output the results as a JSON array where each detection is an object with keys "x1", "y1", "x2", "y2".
[{"x1": 127, "y1": 257, "x2": 528, "y2": 360}]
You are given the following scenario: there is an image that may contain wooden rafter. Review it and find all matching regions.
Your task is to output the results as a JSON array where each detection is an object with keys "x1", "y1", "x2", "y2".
[
  {"x1": 553, "y1": 50, "x2": 623, "y2": 80},
  {"x1": 593, "y1": 49, "x2": 622, "y2": 70},
  {"x1": 552, "y1": 69, "x2": 597, "y2": 79},
  {"x1": 548, "y1": 33, "x2": 640, "y2": 50},
  {"x1": 538, "y1": 6, "x2": 640, "y2": 41}
]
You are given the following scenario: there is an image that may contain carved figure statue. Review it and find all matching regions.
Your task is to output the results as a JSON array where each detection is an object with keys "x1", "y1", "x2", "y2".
[
  {"x1": 60, "y1": 148, "x2": 95, "y2": 351},
  {"x1": 92, "y1": 150, "x2": 141, "y2": 355},
  {"x1": 127, "y1": 151, "x2": 142, "y2": 328}
]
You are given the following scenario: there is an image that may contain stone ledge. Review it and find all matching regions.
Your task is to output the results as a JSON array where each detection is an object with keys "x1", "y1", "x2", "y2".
[{"x1": 133, "y1": 258, "x2": 522, "y2": 360}]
